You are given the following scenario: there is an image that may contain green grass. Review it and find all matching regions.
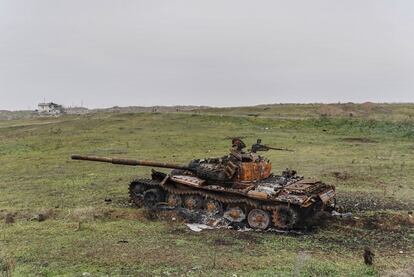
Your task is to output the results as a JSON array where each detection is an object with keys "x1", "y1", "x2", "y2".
[{"x1": 1, "y1": 107, "x2": 413, "y2": 276}]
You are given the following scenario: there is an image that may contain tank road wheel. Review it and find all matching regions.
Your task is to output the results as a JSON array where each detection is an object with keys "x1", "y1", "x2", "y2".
[
  {"x1": 272, "y1": 205, "x2": 298, "y2": 229},
  {"x1": 129, "y1": 182, "x2": 148, "y2": 207},
  {"x1": 247, "y1": 209, "x2": 271, "y2": 230},
  {"x1": 143, "y1": 188, "x2": 164, "y2": 209},
  {"x1": 223, "y1": 207, "x2": 246, "y2": 223},
  {"x1": 203, "y1": 199, "x2": 223, "y2": 215},
  {"x1": 166, "y1": 193, "x2": 182, "y2": 208},
  {"x1": 183, "y1": 195, "x2": 204, "y2": 210}
]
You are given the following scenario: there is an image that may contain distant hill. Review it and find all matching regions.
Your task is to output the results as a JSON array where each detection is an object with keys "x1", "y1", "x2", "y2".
[
  {"x1": 0, "y1": 105, "x2": 210, "y2": 120},
  {"x1": 91, "y1": 105, "x2": 210, "y2": 113},
  {"x1": 194, "y1": 102, "x2": 414, "y2": 121},
  {"x1": 1, "y1": 103, "x2": 413, "y2": 121}
]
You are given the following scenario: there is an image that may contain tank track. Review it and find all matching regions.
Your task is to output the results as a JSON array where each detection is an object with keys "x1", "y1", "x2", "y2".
[
  {"x1": 129, "y1": 178, "x2": 316, "y2": 229},
  {"x1": 128, "y1": 179, "x2": 160, "y2": 207}
]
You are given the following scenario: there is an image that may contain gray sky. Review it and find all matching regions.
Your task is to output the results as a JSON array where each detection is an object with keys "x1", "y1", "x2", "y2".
[{"x1": 1, "y1": 0, "x2": 413, "y2": 110}]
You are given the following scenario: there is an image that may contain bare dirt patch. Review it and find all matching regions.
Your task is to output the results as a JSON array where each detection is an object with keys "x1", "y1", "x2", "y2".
[
  {"x1": 232, "y1": 231, "x2": 261, "y2": 244},
  {"x1": 213, "y1": 238, "x2": 234, "y2": 246},
  {"x1": 316, "y1": 211, "x2": 414, "y2": 252},
  {"x1": 69, "y1": 207, "x2": 147, "y2": 222},
  {"x1": 342, "y1": 137, "x2": 378, "y2": 143},
  {"x1": 337, "y1": 192, "x2": 414, "y2": 212},
  {"x1": 0, "y1": 209, "x2": 55, "y2": 223},
  {"x1": 332, "y1": 171, "x2": 352, "y2": 180},
  {"x1": 343, "y1": 212, "x2": 414, "y2": 232},
  {"x1": 383, "y1": 265, "x2": 414, "y2": 277}
]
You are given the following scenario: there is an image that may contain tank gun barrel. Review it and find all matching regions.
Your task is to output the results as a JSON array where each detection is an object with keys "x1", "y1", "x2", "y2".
[
  {"x1": 251, "y1": 144, "x2": 294, "y2": 153},
  {"x1": 71, "y1": 154, "x2": 191, "y2": 170}
]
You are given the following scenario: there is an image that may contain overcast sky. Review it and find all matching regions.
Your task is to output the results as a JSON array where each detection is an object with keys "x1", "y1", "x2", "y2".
[{"x1": 1, "y1": 1, "x2": 413, "y2": 110}]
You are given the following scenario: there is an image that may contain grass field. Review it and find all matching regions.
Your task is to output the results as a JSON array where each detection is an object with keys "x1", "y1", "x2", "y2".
[{"x1": 0, "y1": 104, "x2": 413, "y2": 276}]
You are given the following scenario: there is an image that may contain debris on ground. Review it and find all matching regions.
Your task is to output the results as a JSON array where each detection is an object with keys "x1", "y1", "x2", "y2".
[
  {"x1": 363, "y1": 247, "x2": 375, "y2": 265},
  {"x1": 162, "y1": 206, "x2": 304, "y2": 234},
  {"x1": 117, "y1": 240, "x2": 128, "y2": 244},
  {"x1": 331, "y1": 211, "x2": 353, "y2": 218},
  {"x1": 4, "y1": 213, "x2": 14, "y2": 224},
  {"x1": 104, "y1": 197, "x2": 112, "y2": 203},
  {"x1": 185, "y1": 223, "x2": 214, "y2": 232},
  {"x1": 31, "y1": 213, "x2": 48, "y2": 222}
]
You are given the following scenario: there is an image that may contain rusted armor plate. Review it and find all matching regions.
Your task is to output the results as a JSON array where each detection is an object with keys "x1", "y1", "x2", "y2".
[
  {"x1": 319, "y1": 189, "x2": 336, "y2": 204},
  {"x1": 284, "y1": 181, "x2": 317, "y2": 192},
  {"x1": 273, "y1": 192, "x2": 309, "y2": 205},
  {"x1": 236, "y1": 161, "x2": 272, "y2": 182},
  {"x1": 170, "y1": 175, "x2": 206, "y2": 187}
]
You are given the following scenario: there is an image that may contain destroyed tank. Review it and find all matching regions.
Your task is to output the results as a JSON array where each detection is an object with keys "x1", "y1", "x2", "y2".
[{"x1": 71, "y1": 139, "x2": 336, "y2": 230}]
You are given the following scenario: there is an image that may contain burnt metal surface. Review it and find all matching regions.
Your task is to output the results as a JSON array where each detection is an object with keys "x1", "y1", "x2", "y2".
[
  {"x1": 247, "y1": 209, "x2": 271, "y2": 230},
  {"x1": 72, "y1": 138, "x2": 336, "y2": 230}
]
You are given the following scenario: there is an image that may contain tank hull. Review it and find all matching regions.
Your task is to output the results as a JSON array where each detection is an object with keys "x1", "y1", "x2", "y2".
[{"x1": 129, "y1": 170, "x2": 336, "y2": 230}]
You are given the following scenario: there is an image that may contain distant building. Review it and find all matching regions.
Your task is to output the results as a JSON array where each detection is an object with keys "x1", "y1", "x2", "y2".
[{"x1": 37, "y1": 102, "x2": 65, "y2": 115}]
